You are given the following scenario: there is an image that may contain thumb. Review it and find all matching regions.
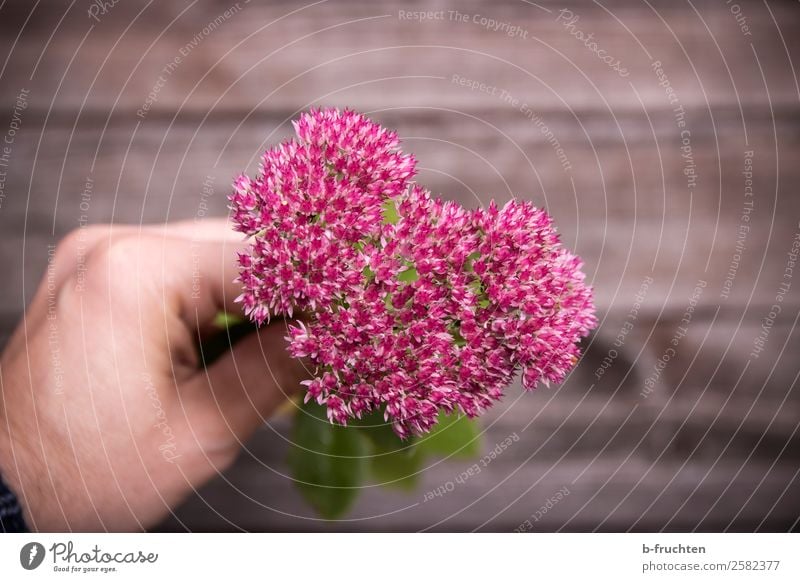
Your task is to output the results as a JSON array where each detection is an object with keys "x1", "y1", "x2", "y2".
[{"x1": 181, "y1": 320, "x2": 309, "y2": 447}]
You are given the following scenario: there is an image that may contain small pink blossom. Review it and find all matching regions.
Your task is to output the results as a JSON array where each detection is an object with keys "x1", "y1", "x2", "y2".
[{"x1": 231, "y1": 108, "x2": 597, "y2": 437}]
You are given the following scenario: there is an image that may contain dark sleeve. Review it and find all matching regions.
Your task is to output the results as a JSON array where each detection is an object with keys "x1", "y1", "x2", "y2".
[{"x1": 0, "y1": 473, "x2": 28, "y2": 532}]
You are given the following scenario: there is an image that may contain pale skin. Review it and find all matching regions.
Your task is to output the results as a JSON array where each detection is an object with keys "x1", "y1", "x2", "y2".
[{"x1": 0, "y1": 220, "x2": 307, "y2": 531}]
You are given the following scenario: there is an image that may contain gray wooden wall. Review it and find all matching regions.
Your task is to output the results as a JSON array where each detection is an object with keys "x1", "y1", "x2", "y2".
[{"x1": 0, "y1": 0, "x2": 798, "y2": 531}]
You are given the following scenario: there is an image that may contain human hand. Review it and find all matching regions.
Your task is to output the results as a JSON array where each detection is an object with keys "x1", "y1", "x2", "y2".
[{"x1": 0, "y1": 220, "x2": 307, "y2": 531}]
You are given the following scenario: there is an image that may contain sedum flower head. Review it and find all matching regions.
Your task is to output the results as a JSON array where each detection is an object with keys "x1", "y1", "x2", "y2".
[{"x1": 230, "y1": 108, "x2": 597, "y2": 437}]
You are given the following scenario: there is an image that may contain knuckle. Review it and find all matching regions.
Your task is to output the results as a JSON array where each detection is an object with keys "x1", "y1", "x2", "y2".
[
  {"x1": 56, "y1": 225, "x2": 104, "y2": 257},
  {"x1": 52, "y1": 226, "x2": 111, "y2": 285},
  {"x1": 52, "y1": 230, "x2": 81, "y2": 269},
  {"x1": 42, "y1": 226, "x2": 109, "y2": 310},
  {"x1": 81, "y1": 235, "x2": 159, "y2": 300}
]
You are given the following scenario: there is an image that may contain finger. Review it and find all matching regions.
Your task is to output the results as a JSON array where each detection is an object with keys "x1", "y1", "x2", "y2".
[
  {"x1": 158, "y1": 235, "x2": 249, "y2": 332},
  {"x1": 181, "y1": 320, "x2": 309, "y2": 445},
  {"x1": 29, "y1": 218, "x2": 240, "y2": 322},
  {"x1": 24, "y1": 225, "x2": 134, "y2": 330},
  {"x1": 153, "y1": 219, "x2": 248, "y2": 333},
  {"x1": 61, "y1": 231, "x2": 248, "y2": 357},
  {"x1": 143, "y1": 217, "x2": 243, "y2": 243}
]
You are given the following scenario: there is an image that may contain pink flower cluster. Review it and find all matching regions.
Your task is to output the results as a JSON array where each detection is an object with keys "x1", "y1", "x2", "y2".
[{"x1": 230, "y1": 108, "x2": 596, "y2": 437}]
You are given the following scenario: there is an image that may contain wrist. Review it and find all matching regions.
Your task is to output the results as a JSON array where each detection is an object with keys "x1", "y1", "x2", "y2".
[
  {"x1": 0, "y1": 423, "x2": 77, "y2": 532},
  {"x1": 0, "y1": 470, "x2": 27, "y2": 532},
  {"x1": 0, "y1": 424, "x2": 29, "y2": 533}
]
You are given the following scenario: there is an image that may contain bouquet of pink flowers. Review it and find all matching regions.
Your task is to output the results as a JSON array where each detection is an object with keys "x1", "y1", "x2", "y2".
[{"x1": 228, "y1": 108, "x2": 596, "y2": 516}]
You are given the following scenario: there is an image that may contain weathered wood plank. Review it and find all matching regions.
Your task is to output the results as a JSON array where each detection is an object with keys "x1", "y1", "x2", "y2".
[
  {"x1": 1, "y1": 0, "x2": 798, "y2": 533},
  {"x1": 1, "y1": 114, "x2": 798, "y2": 319},
  {"x1": 155, "y1": 414, "x2": 800, "y2": 531},
  {"x1": 1, "y1": 0, "x2": 798, "y2": 113}
]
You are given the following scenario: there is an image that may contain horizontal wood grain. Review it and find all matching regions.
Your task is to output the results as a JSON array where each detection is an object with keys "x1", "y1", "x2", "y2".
[
  {"x1": 0, "y1": 113, "x2": 797, "y2": 316},
  {"x1": 155, "y1": 412, "x2": 800, "y2": 531},
  {"x1": 0, "y1": 0, "x2": 798, "y2": 532},
  {"x1": 1, "y1": 0, "x2": 798, "y2": 114}
]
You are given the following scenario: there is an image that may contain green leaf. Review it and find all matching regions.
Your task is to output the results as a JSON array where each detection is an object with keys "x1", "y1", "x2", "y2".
[
  {"x1": 382, "y1": 199, "x2": 399, "y2": 224},
  {"x1": 369, "y1": 447, "x2": 423, "y2": 491},
  {"x1": 451, "y1": 330, "x2": 467, "y2": 347},
  {"x1": 417, "y1": 412, "x2": 482, "y2": 459},
  {"x1": 464, "y1": 251, "x2": 481, "y2": 273},
  {"x1": 478, "y1": 299, "x2": 491, "y2": 309},
  {"x1": 351, "y1": 410, "x2": 399, "y2": 450},
  {"x1": 352, "y1": 410, "x2": 422, "y2": 491},
  {"x1": 398, "y1": 267, "x2": 419, "y2": 283},
  {"x1": 213, "y1": 311, "x2": 245, "y2": 330},
  {"x1": 287, "y1": 401, "x2": 368, "y2": 519},
  {"x1": 448, "y1": 321, "x2": 467, "y2": 347}
]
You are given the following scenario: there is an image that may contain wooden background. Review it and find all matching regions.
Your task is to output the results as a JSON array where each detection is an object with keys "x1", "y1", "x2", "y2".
[{"x1": 0, "y1": 0, "x2": 799, "y2": 531}]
